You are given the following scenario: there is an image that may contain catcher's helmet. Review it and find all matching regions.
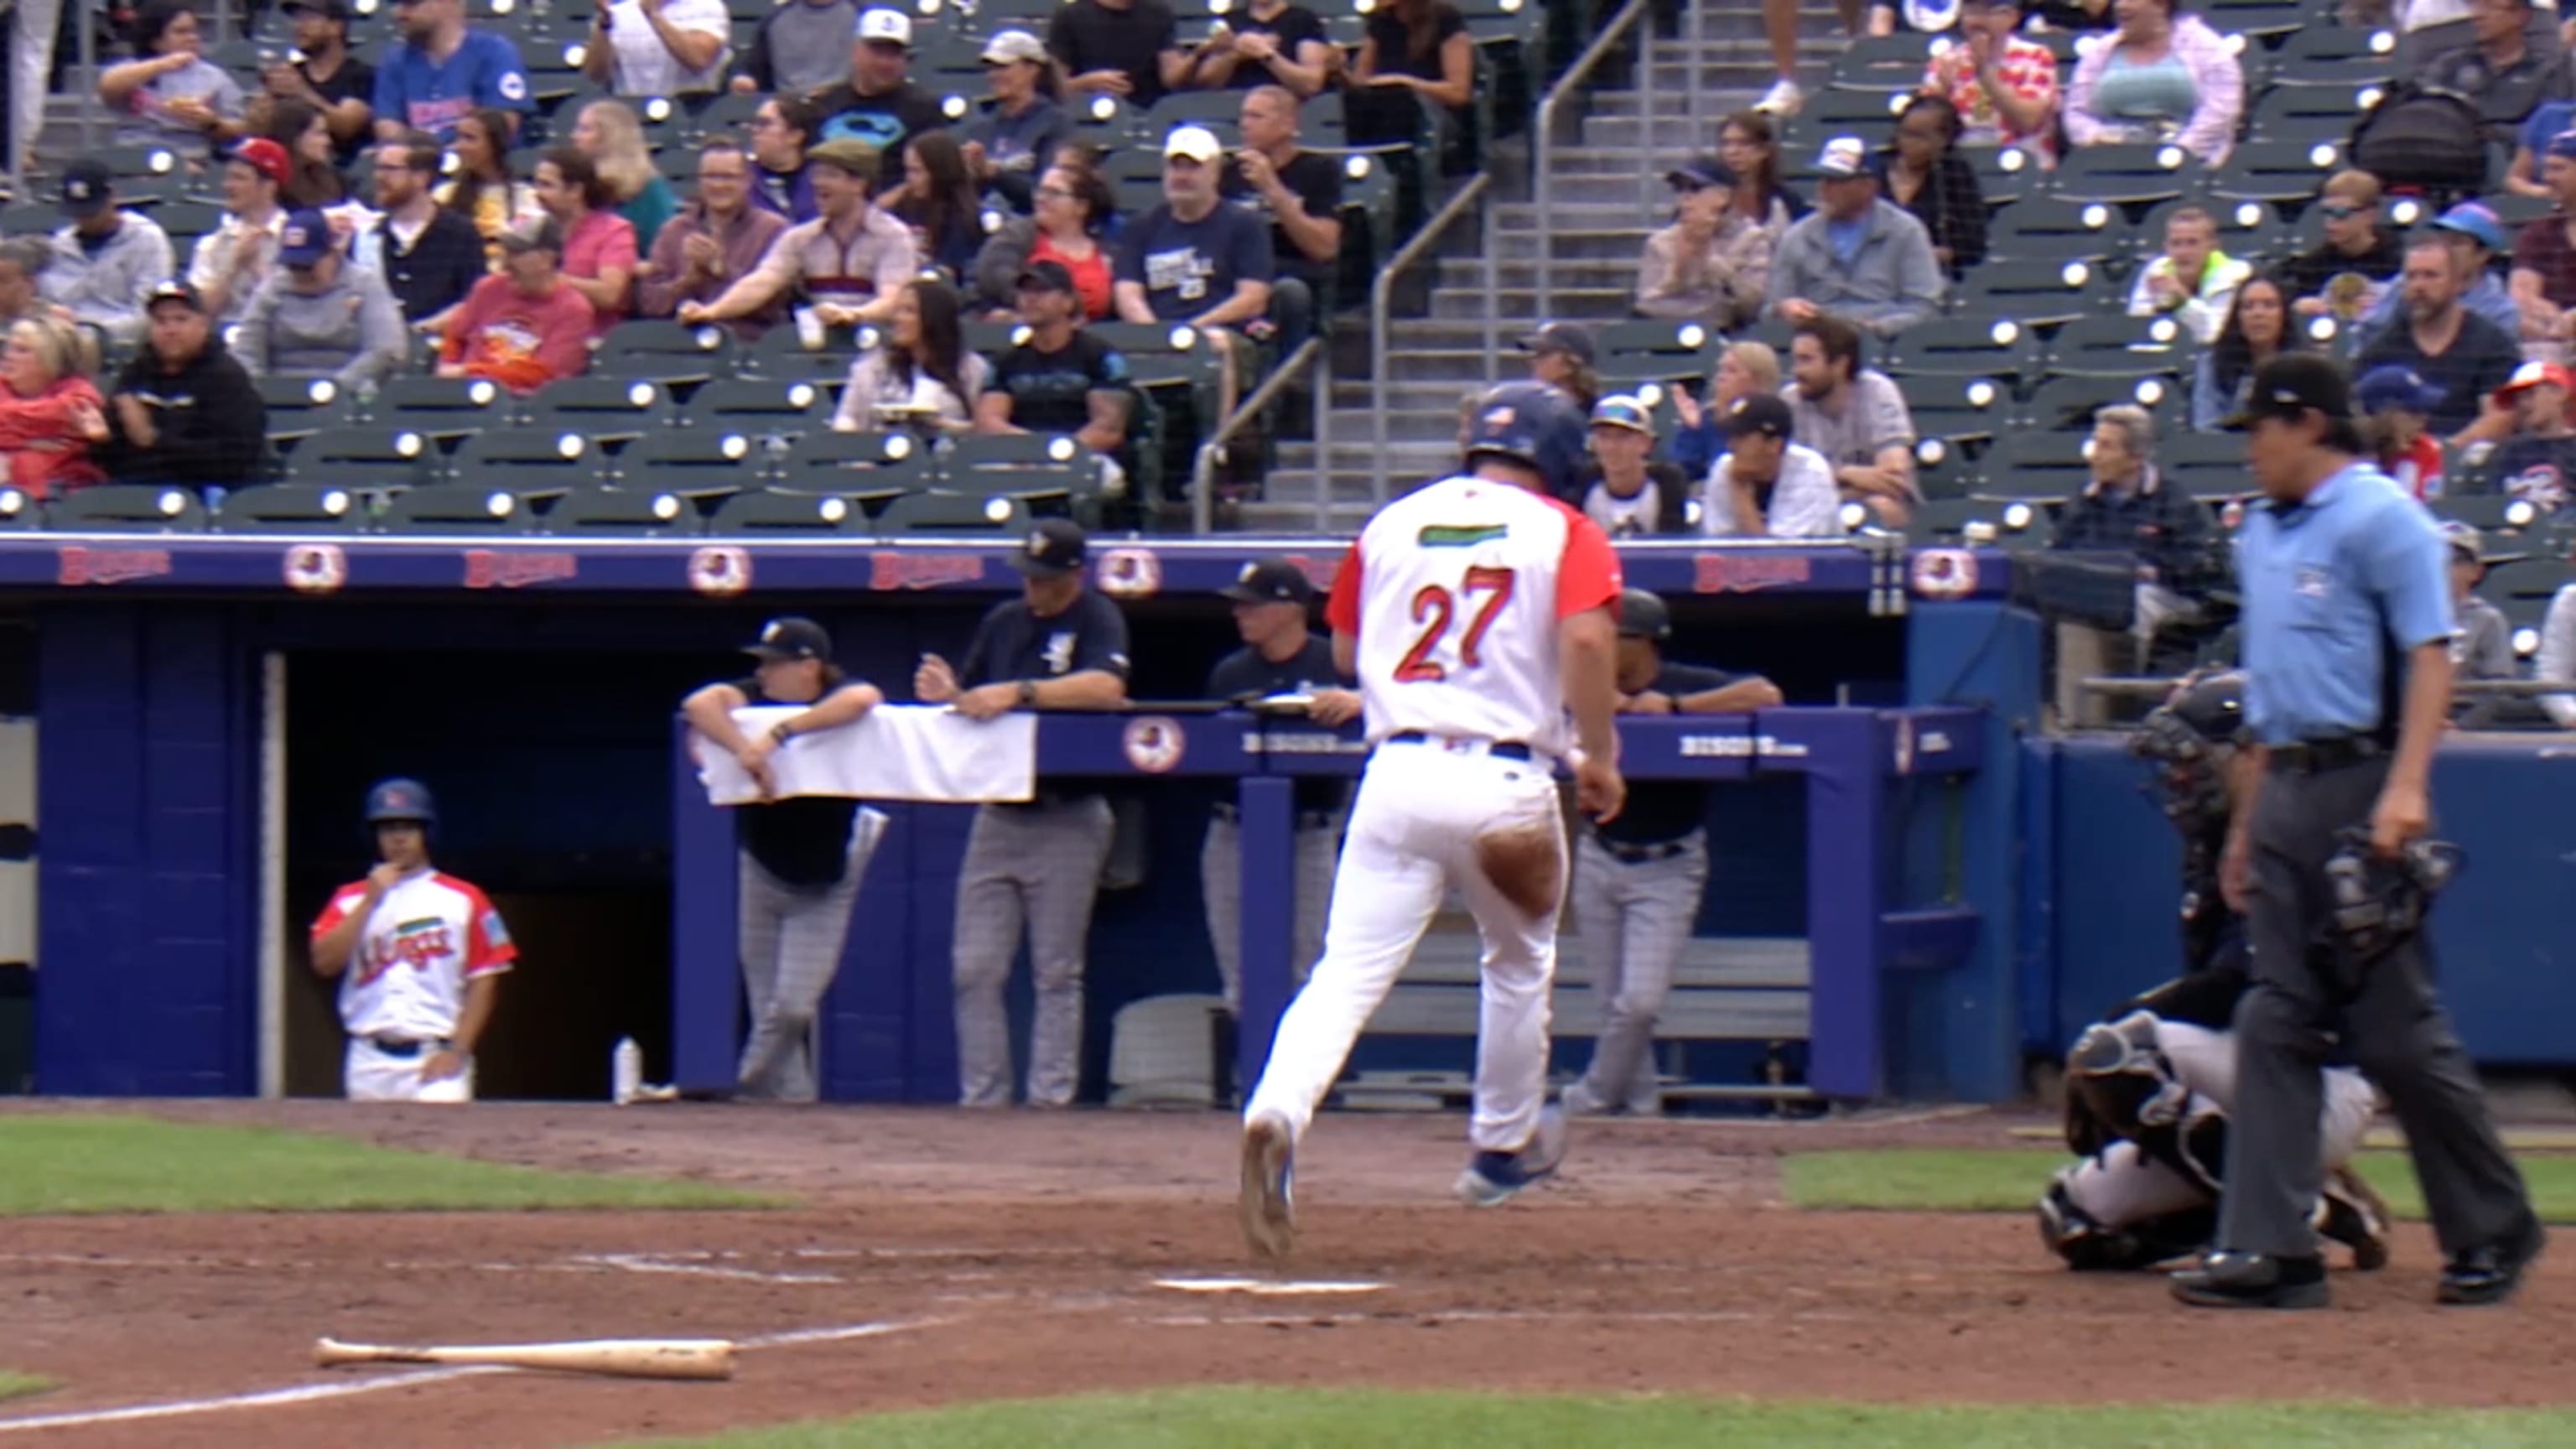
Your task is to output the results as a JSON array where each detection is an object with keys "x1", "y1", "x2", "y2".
[
  {"x1": 1617, "y1": 588, "x2": 1672, "y2": 641},
  {"x1": 2132, "y1": 673, "x2": 2246, "y2": 834},
  {"x1": 364, "y1": 777, "x2": 438, "y2": 828}
]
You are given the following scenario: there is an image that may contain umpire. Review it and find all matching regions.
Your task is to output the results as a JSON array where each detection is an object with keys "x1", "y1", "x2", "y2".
[
  {"x1": 681, "y1": 617, "x2": 889, "y2": 1102},
  {"x1": 916, "y1": 519, "x2": 1131, "y2": 1108},
  {"x1": 1202, "y1": 558, "x2": 1361, "y2": 1021},
  {"x1": 1562, "y1": 589, "x2": 1782, "y2": 1117},
  {"x1": 2173, "y1": 356, "x2": 2542, "y2": 1311}
]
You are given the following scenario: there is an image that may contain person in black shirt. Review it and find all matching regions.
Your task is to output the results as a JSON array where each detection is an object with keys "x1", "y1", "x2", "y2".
[
  {"x1": 1187, "y1": 0, "x2": 1335, "y2": 96},
  {"x1": 255, "y1": 0, "x2": 377, "y2": 168},
  {"x1": 976, "y1": 260, "x2": 1138, "y2": 491},
  {"x1": 1049, "y1": 0, "x2": 1186, "y2": 109},
  {"x1": 808, "y1": 8, "x2": 953, "y2": 181},
  {"x1": 1201, "y1": 557, "x2": 1359, "y2": 1030},
  {"x1": 366, "y1": 129, "x2": 487, "y2": 325},
  {"x1": 915, "y1": 519, "x2": 1132, "y2": 1107},
  {"x1": 1561, "y1": 589, "x2": 1782, "y2": 1118},
  {"x1": 680, "y1": 616, "x2": 890, "y2": 1102},
  {"x1": 1221, "y1": 85, "x2": 1343, "y2": 350}
]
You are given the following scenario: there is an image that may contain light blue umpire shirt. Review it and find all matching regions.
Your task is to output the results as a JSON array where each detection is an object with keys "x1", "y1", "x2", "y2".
[{"x1": 2237, "y1": 460, "x2": 2456, "y2": 746}]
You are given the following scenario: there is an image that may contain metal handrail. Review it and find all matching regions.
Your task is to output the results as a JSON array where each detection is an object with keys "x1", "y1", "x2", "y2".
[
  {"x1": 2082, "y1": 676, "x2": 2568, "y2": 700},
  {"x1": 1188, "y1": 335, "x2": 1327, "y2": 536},
  {"x1": 1368, "y1": 171, "x2": 1494, "y2": 502},
  {"x1": 1534, "y1": 0, "x2": 1656, "y2": 321}
]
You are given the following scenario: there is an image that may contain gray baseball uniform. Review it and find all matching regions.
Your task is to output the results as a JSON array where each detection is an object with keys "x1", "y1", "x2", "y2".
[{"x1": 1202, "y1": 631, "x2": 1351, "y2": 1013}]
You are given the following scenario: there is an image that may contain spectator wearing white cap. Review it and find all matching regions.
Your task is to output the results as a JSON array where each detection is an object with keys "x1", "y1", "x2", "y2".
[
  {"x1": 731, "y1": 0, "x2": 865, "y2": 97},
  {"x1": 809, "y1": 8, "x2": 951, "y2": 182},
  {"x1": 1114, "y1": 125, "x2": 1274, "y2": 423},
  {"x1": 963, "y1": 30, "x2": 1073, "y2": 212},
  {"x1": 1051, "y1": 0, "x2": 1188, "y2": 107},
  {"x1": 1768, "y1": 137, "x2": 1945, "y2": 339},
  {"x1": 1634, "y1": 156, "x2": 1773, "y2": 332},
  {"x1": 584, "y1": 0, "x2": 731, "y2": 98},
  {"x1": 2481, "y1": 358, "x2": 2576, "y2": 510},
  {"x1": 1573, "y1": 395, "x2": 1695, "y2": 536}
]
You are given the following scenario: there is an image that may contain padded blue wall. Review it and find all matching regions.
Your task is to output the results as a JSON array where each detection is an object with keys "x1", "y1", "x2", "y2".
[{"x1": 34, "y1": 605, "x2": 257, "y2": 1094}]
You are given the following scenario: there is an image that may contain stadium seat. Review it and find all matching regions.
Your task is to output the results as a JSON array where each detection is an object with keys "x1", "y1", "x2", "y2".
[
  {"x1": 2023, "y1": 372, "x2": 2180, "y2": 429},
  {"x1": 1895, "y1": 371, "x2": 2013, "y2": 449},
  {"x1": 152, "y1": 197, "x2": 229, "y2": 248},
  {"x1": 874, "y1": 489, "x2": 1036, "y2": 537},
  {"x1": 375, "y1": 484, "x2": 543, "y2": 533},
  {"x1": 449, "y1": 427, "x2": 599, "y2": 496},
  {"x1": 1593, "y1": 319, "x2": 1723, "y2": 389},
  {"x1": 215, "y1": 483, "x2": 371, "y2": 533},
  {"x1": 1986, "y1": 428, "x2": 2090, "y2": 496},
  {"x1": 776, "y1": 429, "x2": 933, "y2": 496},
  {"x1": 2268, "y1": 24, "x2": 2399, "y2": 87},
  {"x1": 255, "y1": 375, "x2": 358, "y2": 444},
  {"x1": 2198, "y1": 0, "x2": 2309, "y2": 40},
  {"x1": 2044, "y1": 314, "x2": 2196, "y2": 382},
  {"x1": 2047, "y1": 143, "x2": 2201, "y2": 208},
  {"x1": 741, "y1": 325, "x2": 861, "y2": 383},
  {"x1": 940, "y1": 434, "x2": 1105, "y2": 517},
  {"x1": 686, "y1": 377, "x2": 835, "y2": 434},
  {"x1": 516, "y1": 377, "x2": 676, "y2": 443},
  {"x1": 0, "y1": 487, "x2": 38, "y2": 530},
  {"x1": 2207, "y1": 140, "x2": 2348, "y2": 209},
  {"x1": 1827, "y1": 33, "x2": 1933, "y2": 91},
  {"x1": 1949, "y1": 260, "x2": 2109, "y2": 329},
  {"x1": 2249, "y1": 84, "x2": 2379, "y2": 147},
  {"x1": 1961, "y1": 144, "x2": 2045, "y2": 209},
  {"x1": 2161, "y1": 429, "x2": 2254, "y2": 500},
  {"x1": 366, "y1": 375, "x2": 511, "y2": 439},
  {"x1": 543, "y1": 485, "x2": 705, "y2": 538},
  {"x1": 708, "y1": 487, "x2": 872, "y2": 535},
  {"x1": 1984, "y1": 197, "x2": 2127, "y2": 269},
  {"x1": 1891, "y1": 317, "x2": 2041, "y2": 383},
  {"x1": 612, "y1": 428, "x2": 766, "y2": 496},
  {"x1": 591, "y1": 319, "x2": 736, "y2": 385},
  {"x1": 285, "y1": 424, "x2": 444, "y2": 490},
  {"x1": 47, "y1": 484, "x2": 210, "y2": 532}
]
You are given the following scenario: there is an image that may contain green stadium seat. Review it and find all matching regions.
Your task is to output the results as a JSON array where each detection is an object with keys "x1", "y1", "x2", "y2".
[
  {"x1": 2207, "y1": 139, "x2": 2348, "y2": 209},
  {"x1": 2044, "y1": 314, "x2": 2196, "y2": 382},
  {"x1": 2249, "y1": 84, "x2": 2377, "y2": 146},
  {"x1": 366, "y1": 375, "x2": 512, "y2": 438},
  {"x1": 591, "y1": 318, "x2": 735, "y2": 384},
  {"x1": 1984, "y1": 196, "x2": 2127, "y2": 270},
  {"x1": 776, "y1": 429, "x2": 933, "y2": 495},
  {"x1": 516, "y1": 377, "x2": 676, "y2": 443},
  {"x1": 450, "y1": 426, "x2": 600, "y2": 496},
  {"x1": 1892, "y1": 317, "x2": 2041, "y2": 382},
  {"x1": 611, "y1": 428, "x2": 766, "y2": 496},
  {"x1": 2267, "y1": 24, "x2": 2399, "y2": 87},
  {"x1": 741, "y1": 324, "x2": 861, "y2": 383},
  {"x1": 2047, "y1": 143, "x2": 2202, "y2": 209},
  {"x1": 543, "y1": 484, "x2": 706, "y2": 537},
  {"x1": 1593, "y1": 319, "x2": 1722, "y2": 391},
  {"x1": 286, "y1": 424, "x2": 444, "y2": 490},
  {"x1": 1895, "y1": 370, "x2": 2013, "y2": 449},
  {"x1": 1950, "y1": 260, "x2": 2111, "y2": 329},
  {"x1": 0, "y1": 486, "x2": 39, "y2": 530},
  {"x1": 376, "y1": 483, "x2": 545, "y2": 533},
  {"x1": 1961, "y1": 143, "x2": 2044, "y2": 209},
  {"x1": 255, "y1": 374, "x2": 359, "y2": 445},
  {"x1": 709, "y1": 486, "x2": 874, "y2": 534},
  {"x1": 1826, "y1": 33, "x2": 1932, "y2": 91},
  {"x1": 874, "y1": 488, "x2": 1036, "y2": 537},
  {"x1": 215, "y1": 483, "x2": 371, "y2": 533},
  {"x1": 47, "y1": 484, "x2": 210, "y2": 533},
  {"x1": 686, "y1": 377, "x2": 836, "y2": 434},
  {"x1": 2021, "y1": 373, "x2": 2179, "y2": 431}
]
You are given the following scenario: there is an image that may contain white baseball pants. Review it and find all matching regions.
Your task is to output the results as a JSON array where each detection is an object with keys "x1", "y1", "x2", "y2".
[
  {"x1": 2064, "y1": 1018, "x2": 2377, "y2": 1227},
  {"x1": 1244, "y1": 742, "x2": 1566, "y2": 1155},
  {"x1": 344, "y1": 1038, "x2": 473, "y2": 1104}
]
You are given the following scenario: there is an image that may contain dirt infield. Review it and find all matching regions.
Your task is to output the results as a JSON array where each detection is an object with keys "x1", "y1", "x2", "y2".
[{"x1": 1, "y1": 1101, "x2": 2568, "y2": 1449}]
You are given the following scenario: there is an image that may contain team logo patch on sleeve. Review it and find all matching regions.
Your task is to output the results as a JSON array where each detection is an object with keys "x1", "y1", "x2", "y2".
[{"x1": 480, "y1": 910, "x2": 512, "y2": 950}]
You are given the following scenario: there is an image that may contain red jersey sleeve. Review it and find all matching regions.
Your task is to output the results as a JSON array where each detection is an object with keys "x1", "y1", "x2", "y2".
[
  {"x1": 309, "y1": 884, "x2": 369, "y2": 941},
  {"x1": 454, "y1": 881, "x2": 520, "y2": 977},
  {"x1": 1324, "y1": 541, "x2": 1365, "y2": 636},
  {"x1": 1550, "y1": 503, "x2": 1623, "y2": 619}
]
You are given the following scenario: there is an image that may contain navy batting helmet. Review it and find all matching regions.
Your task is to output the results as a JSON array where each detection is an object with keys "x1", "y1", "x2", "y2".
[
  {"x1": 364, "y1": 777, "x2": 438, "y2": 828},
  {"x1": 1616, "y1": 588, "x2": 1672, "y2": 641},
  {"x1": 1463, "y1": 382, "x2": 1585, "y2": 498}
]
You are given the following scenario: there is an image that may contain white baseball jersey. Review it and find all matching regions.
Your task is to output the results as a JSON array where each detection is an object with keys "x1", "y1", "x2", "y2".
[
  {"x1": 310, "y1": 871, "x2": 516, "y2": 1041},
  {"x1": 1327, "y1": 475, "x2": 1623, "y2": 756}
]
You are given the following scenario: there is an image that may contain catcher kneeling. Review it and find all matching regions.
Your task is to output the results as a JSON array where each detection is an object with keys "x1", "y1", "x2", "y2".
[{"x1": 2038, "y1": 673, "x2": 2394, "y2": 1273}]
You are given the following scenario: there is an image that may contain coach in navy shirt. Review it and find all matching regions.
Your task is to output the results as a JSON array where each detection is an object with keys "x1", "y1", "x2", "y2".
[
  {"x1": 372, "y1": 0, "x2": 533, "y2": 143},
  {"x1": 2170, "y1": 354, "x2": 2541, "y2": 1313}
]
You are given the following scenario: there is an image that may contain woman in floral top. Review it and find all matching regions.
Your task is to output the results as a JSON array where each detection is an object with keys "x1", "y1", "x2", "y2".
[{"x1": 1921, "y1": 0, "x2": 2061, "y2": 160}]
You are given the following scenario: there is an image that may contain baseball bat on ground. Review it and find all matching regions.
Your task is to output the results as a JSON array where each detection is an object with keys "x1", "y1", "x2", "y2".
[{"x1": 313, "y1": 1337, "x2": 737, "y2": 1380}]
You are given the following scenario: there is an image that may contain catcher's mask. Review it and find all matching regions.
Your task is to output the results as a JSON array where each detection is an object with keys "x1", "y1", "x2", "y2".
[
  {"x1": 2132, "y1": 672, "x2": 2246, "y2": 837},
  {"x1": 2321, "y1": 828, "x2": 2464, "y2": 973}
]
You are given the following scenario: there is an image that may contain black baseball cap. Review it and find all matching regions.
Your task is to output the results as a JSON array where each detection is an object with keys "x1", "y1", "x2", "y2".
[
  {"x1": 1724, "y1": 392, "x2": 1794, "y2": 440},
  {"x1": 1221, "y1": 557, "x2": 1314, "y2": 606},
  {"x1": 744, "y1": 615, "x2": 833, "y2": 662},
  {"x1": 145, "y1": 278, "x2": 207, "y2": 314},
  {"x1": 281, "y1": 0, "x2": 351, "y2": 18},
  {"x1": 2225, "y1": 354, "x2": 2356, "y2": 430},
  {"x1": 1014, "y1": 517, "x2": 1088, "y2": 578},
  {"x1": 1015, "y1": 259, "x2": 1076, "y2": 294},
  {"x1": 1617, "y1": 588, "x2": 1671, "y2": 641},
  {"x1": 1519, "y1": 320, "x2": 1596, "y2": 365},
  {"x1": 1666, "y1": 156, "x2": 1737, "y2": 191},
  {"x1": 60, "y1": 158, "x2": 113, "y2": 219}
]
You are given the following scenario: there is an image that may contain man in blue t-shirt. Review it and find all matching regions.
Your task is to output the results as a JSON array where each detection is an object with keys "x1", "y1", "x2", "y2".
[
  {"x1": 1114, "y1": 124, "x2": 1275, "y2": 422},
  {"x1": 372, "y1": 0, "x2": 534, "y2": 145}
]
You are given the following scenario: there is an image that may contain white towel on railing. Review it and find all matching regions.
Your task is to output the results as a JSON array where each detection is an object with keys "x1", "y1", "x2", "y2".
[{"x1": 696, "y1": 704, "x2": 1037, "y2": 805}]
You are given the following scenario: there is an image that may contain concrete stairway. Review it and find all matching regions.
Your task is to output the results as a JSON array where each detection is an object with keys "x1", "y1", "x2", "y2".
[{"x1": 1240, "y1": 5, "x2": 1852, "y2": 533}]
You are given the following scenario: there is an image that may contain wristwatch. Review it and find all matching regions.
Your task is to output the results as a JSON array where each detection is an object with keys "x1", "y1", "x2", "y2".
[{"x1": 1017, "y1": 680, "x2": 1038, "y2": 707}]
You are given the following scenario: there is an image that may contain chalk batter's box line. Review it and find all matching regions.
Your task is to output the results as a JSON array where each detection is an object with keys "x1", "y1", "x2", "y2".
[{"x1": 0, "y1": 1320, "x2": 948, "y2": 1436}]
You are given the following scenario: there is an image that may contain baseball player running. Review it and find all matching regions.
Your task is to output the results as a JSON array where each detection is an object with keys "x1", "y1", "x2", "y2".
[
  {"x1": 1202, "y1": 557, "x2": 1362, "y2": 1026},
  {"x1": 682, "y1": 616, "x2": 889, "y2": 1102},
  {"x1": 1562, "y1": 589, "x2": 1781, "y2": 1117},
  {"x1": 1239, "y1": 382, "x2": 1626, "y2": 1259},
  {"x1": 309, "y1": 779, "x2": 515, "y2": 1103},
  {"x1": 2038, "y1": 674, "x2": 2392, "y2": 1272}
]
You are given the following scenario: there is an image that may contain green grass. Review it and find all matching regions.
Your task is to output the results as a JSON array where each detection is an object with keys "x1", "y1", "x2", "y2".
[
  {"x1": 0, "y1": 1373, "x2": 49, "y2": 1405},
  {"x1": 604, "y1": 1389, "x2": 2576, "y2": 1448},
  {"x1": 0, "y1": 1115, "x2": 782, "y2": 1214},
  {"x1": 1781, "y1": 1148, "x2": 2576, "y2": 1223}
]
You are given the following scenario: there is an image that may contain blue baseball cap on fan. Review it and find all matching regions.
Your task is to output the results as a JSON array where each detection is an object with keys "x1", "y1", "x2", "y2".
[{"x1": 1465, "y1": 381, "x2": 1585, "y2": 495}]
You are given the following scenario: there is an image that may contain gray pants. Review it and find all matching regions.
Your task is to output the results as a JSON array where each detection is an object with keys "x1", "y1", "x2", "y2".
[
  {"x1": 953, "y1": 795, "x2": 1116, "y2": 1107},
  {"x1": 1566, "y1": 831, "x2": 1708, "y2": 1116},
  {"x1": 736, "y1": 813, "x2": 883, "y2": 1102},
  {"x1": 1202, "y1": 807, "x2": 1343, "y2": 1015},
  {"x1": 2221, "y1": 755, "x2": 2532, "y2": 1260}
]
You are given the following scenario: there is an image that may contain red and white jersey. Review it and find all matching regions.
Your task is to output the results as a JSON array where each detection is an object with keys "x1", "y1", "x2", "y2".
[
  {"x1": 310, "y1": 870, "x2": 517, "y2": 1041},
  {"x1": 1327, "y1": 475, "x2": 1622, "y2": 756}
]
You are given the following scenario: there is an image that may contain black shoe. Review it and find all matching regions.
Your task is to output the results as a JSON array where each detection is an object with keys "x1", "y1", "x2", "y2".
[
  {"x1": 2170, "y1": 1251, "x2": 2329, "y2": 1310},
  {"x1": 2438, "y1": 1217, "x2": 2547, "y2": 1306}
]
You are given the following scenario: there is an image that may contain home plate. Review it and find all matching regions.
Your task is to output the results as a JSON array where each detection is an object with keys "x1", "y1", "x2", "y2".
[{"x1": 1153, "y1": 1277, "x2": 1386, "y2": 1296}]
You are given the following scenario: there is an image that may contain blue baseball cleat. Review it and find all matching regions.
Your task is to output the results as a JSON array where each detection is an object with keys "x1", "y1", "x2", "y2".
[
  {"x1": 1455, "y1": 1102, "x2": 1568, "y2": 1208},
  {"x1": 1239, "y1": 1113, "x2": 1296, "y2": 1260}
]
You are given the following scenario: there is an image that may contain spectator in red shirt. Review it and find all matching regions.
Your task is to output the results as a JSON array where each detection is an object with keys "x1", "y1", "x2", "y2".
[
  {"x1": 0, "y1": 317, "x2": 110, "y2": 500},
  {"x1": 438, "y1": 216, "x2": 596, "y2": 394},
  {"x1": 531, "y1": 145, "x2": 640, "y2": 336}
]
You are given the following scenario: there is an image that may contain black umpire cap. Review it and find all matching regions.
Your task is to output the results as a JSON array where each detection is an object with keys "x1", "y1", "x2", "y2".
[
  {"x1": 744, "y1": 615, "x2": 833, "y2": 662},
  {"x1": 1221, "y1": 557, "x2": 1315, "y2": 606},
  {"x1": 1617, "y1": 588, "x2": 1671, "y2": 641},
  {"x1": 2225, "y1": 354, "x2": 2357, "y2": 429}
]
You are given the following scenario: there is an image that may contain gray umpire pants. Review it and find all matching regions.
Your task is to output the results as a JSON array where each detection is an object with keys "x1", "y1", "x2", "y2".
[
  {"x1": 1566, "y1": 831, "x2": 1708, "y2": 1116},
  {"x1": 2220, "y1": 754, "x2": 2532, "y2": 1261},
  {"x1": 1202, "y1": 805, "x2": 1343, "y2": 1015},
  {"x1": 735, "y1": 808, "x2": 885, "y2": 1103},
  {"x1": 953, "y1": 795, "x2": 1116, "y2": 1108}
]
